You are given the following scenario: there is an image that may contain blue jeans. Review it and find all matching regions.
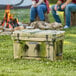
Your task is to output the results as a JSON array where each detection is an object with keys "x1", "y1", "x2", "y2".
[
  {"x1": 51, "y1": 3, "x2": 76, "y2": 27},
  {"x1": 30, "y1": 3, "x2": 47, "y2": 22}
]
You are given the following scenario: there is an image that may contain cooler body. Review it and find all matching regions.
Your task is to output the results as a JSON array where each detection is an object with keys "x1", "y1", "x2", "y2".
[{"x1": 12, "y1": 29, "x2": 65, "y2": 61}]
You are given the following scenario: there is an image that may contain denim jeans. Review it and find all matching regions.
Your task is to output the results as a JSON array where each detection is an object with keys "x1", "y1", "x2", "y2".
[
  {"x1": 30, "y1": 3, "x2": 47, "y2": 22},
  {"x1": 51, "y1": 3, "x2": 76, "y2": 27}
]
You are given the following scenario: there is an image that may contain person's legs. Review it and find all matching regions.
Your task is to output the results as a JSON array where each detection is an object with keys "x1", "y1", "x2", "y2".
[
  {"x1": 51, "y1": 4, "x2": 64, "y2": 23},
  {"x1": 30, "y1": 6, "x2": 37, "y2": 22},
  {"x1": 65, "y1": 3, "x2": 76, "y2": 27},
  {"x1": 37, "y1": 3, "x2": 47, "y2": 21}
]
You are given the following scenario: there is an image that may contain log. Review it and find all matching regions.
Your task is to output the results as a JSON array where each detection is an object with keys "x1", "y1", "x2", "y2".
[
  {"x1": 71, "y1": 12, "x2": 76, "y2": 26},
  {"x1": 35, "y1": 12, "x2": 50, "y2": 23},
  {"x1": 64, "y1": 12, "x2": 76, "y2": 26}
]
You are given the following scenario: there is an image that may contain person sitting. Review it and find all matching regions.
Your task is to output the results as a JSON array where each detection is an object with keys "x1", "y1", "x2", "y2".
[
  {"x1": 30, "y1": 0, "x2": 50, "y2": 22},
  {"x1": 51, "y1": 0, "x2": 76, "y2": 29}
]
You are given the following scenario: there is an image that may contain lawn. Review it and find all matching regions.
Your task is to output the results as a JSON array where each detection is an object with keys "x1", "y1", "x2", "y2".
[{"x1": 0, "y1": 8, "x2": 76, "y2": 76}]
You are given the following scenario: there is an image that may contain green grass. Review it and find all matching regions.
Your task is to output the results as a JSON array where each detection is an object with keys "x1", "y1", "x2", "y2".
[{"x1": 0, "y1": 8, "x2": 76, "y2": 76}]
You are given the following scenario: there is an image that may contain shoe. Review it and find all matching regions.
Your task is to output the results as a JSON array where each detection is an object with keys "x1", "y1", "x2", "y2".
[{"x1": 64, "y1": 25, "x2": 69, "y2": 29}]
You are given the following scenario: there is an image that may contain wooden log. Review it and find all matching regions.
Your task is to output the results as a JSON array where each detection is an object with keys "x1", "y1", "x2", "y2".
[
  {"x1": 64, "y1": 12, "x2": 76, "y2": 26},
  {"x1": 0, "y1": 26, "x2": 3, "y2": 30},
  {"x1": 71, "y1": 12, "x2": 76, "y2": 26},
  {"x1": 35, "y1": 12, "x2": 50, "y2": 22}
]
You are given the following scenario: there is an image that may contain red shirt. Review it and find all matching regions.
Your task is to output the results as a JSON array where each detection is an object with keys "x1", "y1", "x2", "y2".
[
  {"x1": 72, "y1": 0, "x2": 76, "y2": 3},
  {"x1": 59, "y1": 0, "x2": 76, "y2": 3},
  {"x1": 35, "y1": 0, "x2": 39, "y2": 3}
]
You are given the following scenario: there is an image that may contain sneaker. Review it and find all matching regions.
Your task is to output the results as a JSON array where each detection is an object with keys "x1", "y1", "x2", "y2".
[{"x1": 64, "y1": 25, "x2": 69, "y2": 29}]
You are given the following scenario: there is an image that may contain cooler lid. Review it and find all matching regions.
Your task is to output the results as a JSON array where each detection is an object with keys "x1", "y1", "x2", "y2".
[{"x1": 12, "y1": 29, "x2": 65, "y2": 39}]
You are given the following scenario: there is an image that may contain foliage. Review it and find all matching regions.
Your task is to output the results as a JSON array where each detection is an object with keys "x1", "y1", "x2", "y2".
[
  {"x1": 49, "y1": 0, "x2": 57, "y2": 3},
  {"x1": 39, "y1": 42, "x2": 46, "y2": 57}
]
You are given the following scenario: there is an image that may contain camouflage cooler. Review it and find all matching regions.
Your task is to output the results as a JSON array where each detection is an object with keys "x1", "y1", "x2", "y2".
[{"x1": 12, "y1": 29, "x2": 65, "y2": 61}]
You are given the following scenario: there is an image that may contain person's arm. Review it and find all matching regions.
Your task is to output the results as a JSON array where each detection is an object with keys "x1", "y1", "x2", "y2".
[
  {"x1": 64, "y1": 0, "x2": 72, "y2": 5},
  {"x1": 56, "y1": 0, "x2": 62, "y2": 5},
  {"x1": 36, "y1": 0, "x2": 44, "y2": 6},
  {"x1": 54, "y1": 0, "x2": 62, "y2": 11},
  {"x1": 61, "y1": 0, "x2": 72, "y2": 9},
  {"x1": 33, "y1": 0, "x2": 44, "y2": 7}
]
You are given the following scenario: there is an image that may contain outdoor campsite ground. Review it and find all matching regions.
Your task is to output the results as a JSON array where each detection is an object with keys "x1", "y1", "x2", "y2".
[{"x1": 0, "y1": 8, "x2": 76, "y2": 76}]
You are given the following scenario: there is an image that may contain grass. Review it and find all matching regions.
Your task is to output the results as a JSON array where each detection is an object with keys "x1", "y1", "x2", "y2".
[{"x1": 0, "y1": 8, "x2": 76, "y2": 76}]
